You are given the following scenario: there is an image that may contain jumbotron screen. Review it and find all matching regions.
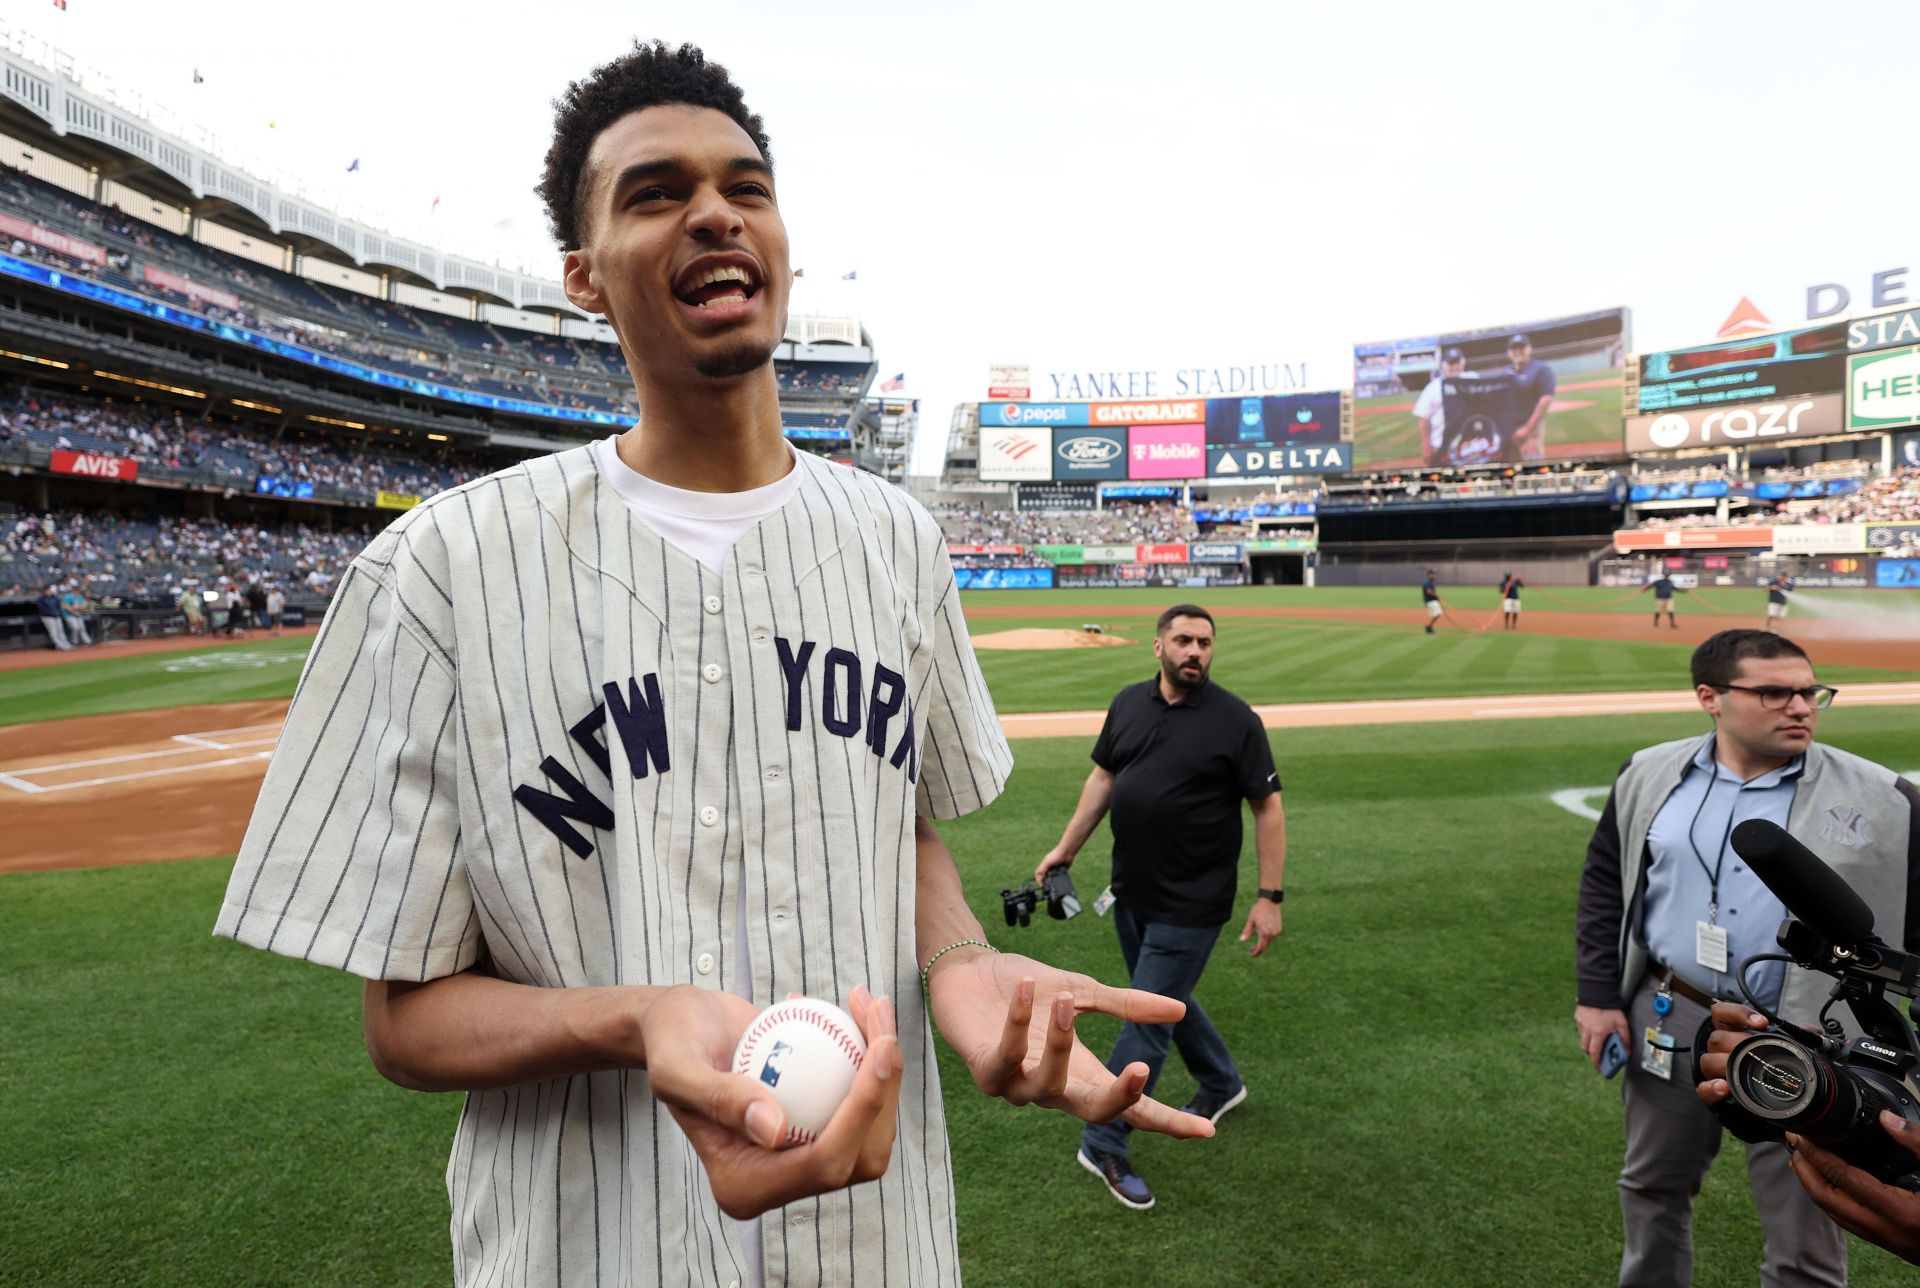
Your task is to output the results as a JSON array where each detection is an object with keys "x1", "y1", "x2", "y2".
[
  {"x1": 1350, "y1": 306, "x2": 1629, "y2": 469},
  {"x1": 1634, "y1": 321, "x2": 1847, "y2": 414}
]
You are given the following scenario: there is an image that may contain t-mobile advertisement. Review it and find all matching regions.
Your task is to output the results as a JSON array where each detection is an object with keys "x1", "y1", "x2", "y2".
[{"x1": 1126, "y1": 424, "x2": 1205, "y2": 479}]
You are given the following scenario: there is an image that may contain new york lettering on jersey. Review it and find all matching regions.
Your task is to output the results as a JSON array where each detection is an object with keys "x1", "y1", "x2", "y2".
[{"x1": 216, "y1": 444, "x2": 1012, "y2": 1287}]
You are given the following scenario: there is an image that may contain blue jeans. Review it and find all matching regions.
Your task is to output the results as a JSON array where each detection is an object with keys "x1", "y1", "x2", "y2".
[{"x1": 1081, "y1": 901, "x2": 1242, "y2": 1159}]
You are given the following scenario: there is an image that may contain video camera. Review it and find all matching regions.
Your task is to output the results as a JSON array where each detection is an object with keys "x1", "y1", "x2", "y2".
[
  {"x1": 1697, "y1": 819, "x2": 1920, "y2": 1189},
  {"x1": 1000, "y1": 866, "x2": 1082, "y2": 927}
]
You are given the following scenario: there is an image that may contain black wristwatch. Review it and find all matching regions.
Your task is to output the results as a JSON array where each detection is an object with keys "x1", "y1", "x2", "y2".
[{"x1": 1257, "y1": 887, "x2": 1285, "y2": 904}]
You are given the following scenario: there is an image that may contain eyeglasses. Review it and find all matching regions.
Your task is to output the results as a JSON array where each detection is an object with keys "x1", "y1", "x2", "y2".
[{"x1": 1718, "y1": 684, "x2": 1838, "y2": 711}]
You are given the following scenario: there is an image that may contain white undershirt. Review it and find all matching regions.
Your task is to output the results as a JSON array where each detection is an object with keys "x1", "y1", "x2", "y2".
[{"x1": 591, "y1": 432, "x2": 801, "y2": 1288}]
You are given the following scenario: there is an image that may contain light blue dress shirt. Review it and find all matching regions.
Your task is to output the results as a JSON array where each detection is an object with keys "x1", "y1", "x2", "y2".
[{"x1": 1641, "y1": 734, "x2": 1802, "y2": 1009}]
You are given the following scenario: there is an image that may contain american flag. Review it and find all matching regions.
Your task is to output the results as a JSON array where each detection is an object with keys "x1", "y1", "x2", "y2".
[{"x1": 878, "y1": 372, "x2": 905, "y2": 392}]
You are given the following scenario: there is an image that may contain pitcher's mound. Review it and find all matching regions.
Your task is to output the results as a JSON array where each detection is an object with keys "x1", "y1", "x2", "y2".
[{"x1": 972, "y1": 628, "x2": 1136, "y2": 650}]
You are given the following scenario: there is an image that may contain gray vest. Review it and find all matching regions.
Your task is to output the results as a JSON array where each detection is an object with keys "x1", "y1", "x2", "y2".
[{"x1": 1612, "y1": 734, "x2": 1912, "y2": 1028}]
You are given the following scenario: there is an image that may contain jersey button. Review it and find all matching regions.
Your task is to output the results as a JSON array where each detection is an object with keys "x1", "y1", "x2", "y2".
[
  {"x1": 696, "y1": 952, "x2": 715, "y2": 976},
  {"x1": 699, "y1": 805, "x2": 719, "y2": 826},
  {"x1": 703, "y1": 594, "x2": 722, "y2": 614},
  {"x1": 765, "y1": 766, "x2": 782, "y2": 782},
  {"x1": 702, "y1": 663, "x2": 724, "y2": 683}
]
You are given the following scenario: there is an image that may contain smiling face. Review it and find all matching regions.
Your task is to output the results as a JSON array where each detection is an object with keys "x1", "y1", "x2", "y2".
[
  {"x1": 1697, "y1": 654, "x2": 1821, "y2": 764},
  {"x1": 563, "y1": 105, "x2": 790, "y2": 384}
]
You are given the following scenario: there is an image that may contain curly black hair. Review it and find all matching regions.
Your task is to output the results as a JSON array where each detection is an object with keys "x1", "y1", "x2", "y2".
[{"x1": 536, "y1": 41, "x2": 772, "y2": 252}]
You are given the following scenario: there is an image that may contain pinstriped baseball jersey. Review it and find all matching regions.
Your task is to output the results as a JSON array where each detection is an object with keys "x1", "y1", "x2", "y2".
[{"x1": 214, "y1": 443, "x2": 1013, "y2": 1287}]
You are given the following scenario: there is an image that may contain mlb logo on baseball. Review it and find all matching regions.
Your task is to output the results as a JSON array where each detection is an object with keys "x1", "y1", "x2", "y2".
[{"x1": 734, "y1": 999, "x2": 867, "y2": 1147}]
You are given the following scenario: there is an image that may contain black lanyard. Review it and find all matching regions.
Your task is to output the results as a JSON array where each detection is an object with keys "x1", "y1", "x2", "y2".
[{"x1": 1684, "y1": 770, "x2": 1740, "y2": 924}]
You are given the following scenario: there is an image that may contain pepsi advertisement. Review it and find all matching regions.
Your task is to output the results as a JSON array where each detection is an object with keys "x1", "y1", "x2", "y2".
[{"x1": 1204, "y1": 392, "x2": 1342, "y2": 450}]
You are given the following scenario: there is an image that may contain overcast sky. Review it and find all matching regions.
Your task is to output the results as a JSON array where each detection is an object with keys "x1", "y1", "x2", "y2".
[{"x1": 9, "y1": 1, "x2": 1919, "y2": 473}]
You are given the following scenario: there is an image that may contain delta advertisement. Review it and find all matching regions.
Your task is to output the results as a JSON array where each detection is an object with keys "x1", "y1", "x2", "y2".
[
  {"x1": 1350, "y1": 306, "x2": 1629, "y2": 469},
  {"x1": 1204, "y1": 391, "x2": 1351, "y2": 475}
]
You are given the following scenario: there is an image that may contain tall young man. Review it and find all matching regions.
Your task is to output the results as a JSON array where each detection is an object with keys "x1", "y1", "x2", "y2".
[{"x1": 215, "y1": 42, "x2": 1204, "y2": 1288}]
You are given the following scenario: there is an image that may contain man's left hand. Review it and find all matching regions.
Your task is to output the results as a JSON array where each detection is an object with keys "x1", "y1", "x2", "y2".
[
  {"x1": 925, "y1": 947, "x2": 1214, "y2": 1139},
  {"x1": 1239, "y1": 899, "x2": 1282, "y2": 957}
]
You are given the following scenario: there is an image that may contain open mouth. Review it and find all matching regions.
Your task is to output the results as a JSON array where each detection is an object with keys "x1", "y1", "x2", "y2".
[{"x1": 674, "y1": 261, "x2": 762, "y2": 310}]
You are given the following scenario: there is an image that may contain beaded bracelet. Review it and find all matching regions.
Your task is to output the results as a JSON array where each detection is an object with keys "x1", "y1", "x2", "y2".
[{"x1": 920, "y1": 938, "x2": 998, "y2": 991}]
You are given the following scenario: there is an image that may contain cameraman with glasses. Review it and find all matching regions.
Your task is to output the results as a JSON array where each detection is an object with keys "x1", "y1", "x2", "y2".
[{"x1": 1575, "y1": 629, "x2": 1919, "y2": 1287}]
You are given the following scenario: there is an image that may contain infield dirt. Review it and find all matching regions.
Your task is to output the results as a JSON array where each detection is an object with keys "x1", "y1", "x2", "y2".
[{"x1": 2, "y1": 599, "x2": 1914, "y2": 874}]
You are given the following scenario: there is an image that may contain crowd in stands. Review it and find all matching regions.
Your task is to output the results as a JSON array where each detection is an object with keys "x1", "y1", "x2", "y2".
[
  {"x1": 1632, "y1": 467, "x2": 1919, "y2": 529},
  {"x1": 2, "y1": 508, "x2": 367, "y2": 608},
  {"x1": 933, "y1": 500, "x2": 1208, "y2": 548},
  {"x1": 0, "y1": 388, "x2": 475, "y2": 501},
  {"x1": 0, "y1": 164, "x2": 874, "y2": 426}
]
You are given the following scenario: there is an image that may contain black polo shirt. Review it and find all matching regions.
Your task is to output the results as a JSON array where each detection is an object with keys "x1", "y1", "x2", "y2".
[{"x1": 1092, "y1": 676, "x2": 1280, "y2": 927}]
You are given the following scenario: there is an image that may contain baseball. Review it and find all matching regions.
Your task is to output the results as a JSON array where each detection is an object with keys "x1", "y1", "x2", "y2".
[{"x1": 731, "y1": 998, "x2": 867, "y2": 1147}]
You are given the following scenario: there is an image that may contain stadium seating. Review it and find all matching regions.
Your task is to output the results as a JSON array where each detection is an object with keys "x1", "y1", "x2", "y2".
[
  {"x1": 0, "y1": 163, "x2": 870, "y2": 427},
  {"x1": 0, "y1": 388, "x2": 475, "y2": 503},
  {"x1": 3, "y1": 508, "x2": 368, "y2": 606}
]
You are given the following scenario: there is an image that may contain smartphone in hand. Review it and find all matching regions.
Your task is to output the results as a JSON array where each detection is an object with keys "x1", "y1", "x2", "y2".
[{"x1": 1599, "y1": 1031, "x2": 1628, "y2": 1079}]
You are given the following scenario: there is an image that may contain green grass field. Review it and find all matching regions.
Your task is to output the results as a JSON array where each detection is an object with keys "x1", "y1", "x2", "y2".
[
  {"x1": 6, "y1": 588, "x2": 1916, "y2": 726},
  {"x1": 1351, "y1": 364, "x2": 1626, "y2": 469},
  {"x1": 4, "y1": 592, "x2": 1920, "y2": 1284}
]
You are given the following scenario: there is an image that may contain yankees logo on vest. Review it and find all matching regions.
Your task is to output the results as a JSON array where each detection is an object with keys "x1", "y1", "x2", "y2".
[{"x1": 1822, "y1": 803, "x2": 1873, "y2": 848}]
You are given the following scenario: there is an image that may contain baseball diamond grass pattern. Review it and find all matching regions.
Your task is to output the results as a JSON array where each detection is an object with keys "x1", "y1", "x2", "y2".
[
  {"x1": 0, "y1": 634, "x2": 316, "y2": 727},
  {"x1": 3, "y1": 588, "x2": 1915, "y2": 728},
  {"x1": 4, "y1": 710, "x2": 1919, "y2": 1285}
]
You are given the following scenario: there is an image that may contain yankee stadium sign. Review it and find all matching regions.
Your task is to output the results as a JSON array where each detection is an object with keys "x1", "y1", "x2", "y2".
[{"x1": 1041, "y1": 361, "x2": 1309, "y2": 401}]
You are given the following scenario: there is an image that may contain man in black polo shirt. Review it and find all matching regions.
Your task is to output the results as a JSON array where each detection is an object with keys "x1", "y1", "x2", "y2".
[{"x1": 1036, "y1": 603, "x2": 1286, "y2": 1210}]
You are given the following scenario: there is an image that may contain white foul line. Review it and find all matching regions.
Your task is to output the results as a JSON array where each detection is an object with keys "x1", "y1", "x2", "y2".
[{"x1": 0, "y1": 721, "x2": 284, "y2": 794}]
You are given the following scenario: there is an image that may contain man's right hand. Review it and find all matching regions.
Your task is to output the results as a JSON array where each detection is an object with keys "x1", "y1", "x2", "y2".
[
  {"x1": 640, "y1": 984, "x2": 902, "y2": 1221},
  {"x1": 1034, "y1": 846, "x2": 1073, "y2": 885},
  {"x1": 1574, "y1": 1004, "x2": 1631, "y2": 1072}
]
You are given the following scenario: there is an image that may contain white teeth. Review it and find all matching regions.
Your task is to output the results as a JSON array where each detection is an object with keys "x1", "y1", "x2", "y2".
[{"x1": 695, "y1": 265, "x2": 752, "y2": 288}]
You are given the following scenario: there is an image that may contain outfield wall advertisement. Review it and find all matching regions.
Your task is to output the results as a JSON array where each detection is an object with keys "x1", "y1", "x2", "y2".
[
  {"x1": 1351, "y1": 306, "x2": 1628, "y2": 470},
  {"x1": 1052, "y1": 564, "x2": 1250, "y2": 589}
]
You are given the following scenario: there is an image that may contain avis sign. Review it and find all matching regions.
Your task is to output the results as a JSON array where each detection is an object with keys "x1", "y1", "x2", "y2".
[
  {"x1": 1848, "y1": 345, "x2": 1920, "y2": 431},
  {"x1": 50, "y1": 449, "x2": 140, "y2": 482},
  {"x1": 1624, "y1": 394, "x2": 1845, "y2": 453}
]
